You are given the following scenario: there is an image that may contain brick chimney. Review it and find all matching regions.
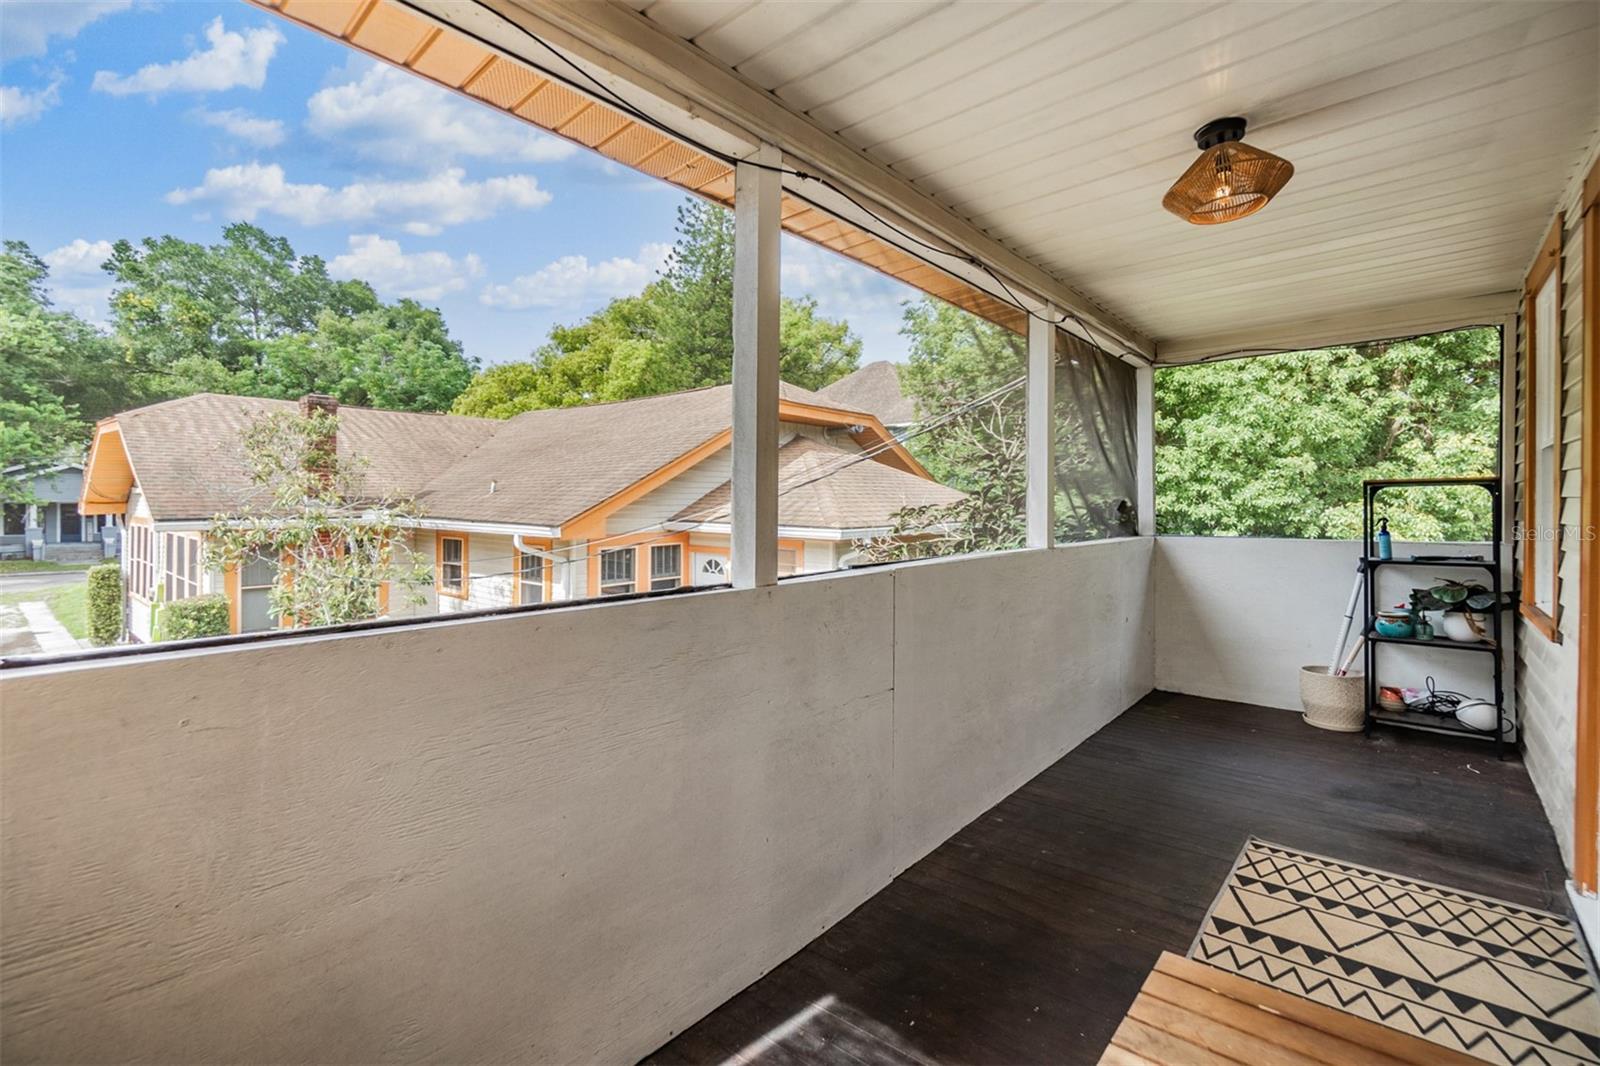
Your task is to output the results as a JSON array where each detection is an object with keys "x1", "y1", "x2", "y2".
[
  {"x1": 298, "y1": 393, "x2": 339, "y2": 419},
  {"x1": 298, "y1": 393, "x2": 339, "y2": 490}
]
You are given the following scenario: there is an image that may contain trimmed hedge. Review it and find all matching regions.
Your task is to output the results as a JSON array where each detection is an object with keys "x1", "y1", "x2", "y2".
[
  {"x1": 86, "y1": 562, "x2": 123, "y2": 647},
  {"x1": 158, "y1": 594, "x2": 231, "y2": 642}
]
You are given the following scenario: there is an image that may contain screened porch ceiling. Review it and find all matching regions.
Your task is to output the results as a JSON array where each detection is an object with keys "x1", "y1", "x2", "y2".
[{"x1": 255, "y1": 0, "x2": 1599, "y2": 364}]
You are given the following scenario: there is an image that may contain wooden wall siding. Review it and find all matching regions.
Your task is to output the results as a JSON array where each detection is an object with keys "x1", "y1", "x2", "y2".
[
  {"x1": 247, "y1": 0, "x2": 1026, "y2": 335},
  {"x1": 1514, "y1": 197, "x2": 1587, "y2": 871}
]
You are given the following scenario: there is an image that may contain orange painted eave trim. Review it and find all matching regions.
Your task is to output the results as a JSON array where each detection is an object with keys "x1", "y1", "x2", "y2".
[
  {"x1": 777, "y1": 399, "x2": 930, "y2": 479},
  {"x1": 79, "y1": 420, "x2": 136, "y2": 516},
  {"x1": 560, "y1": 429, "x2": 731, "y2": 540}
]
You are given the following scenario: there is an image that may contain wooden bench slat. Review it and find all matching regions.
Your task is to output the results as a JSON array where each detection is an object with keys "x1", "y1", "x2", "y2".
[
  {"x1": 1108, "y1": 1016, "x2": 1246, "y2": 1066},
  {"x1": 1140, "y1": 971, "x2": 1411, "y2": 1066},
  {"x1": 1129, "y1": 981, "x2": 1329, "y2": 1066},
  {"x1": 1151, "y1": 954, "x2": 1480, "y2": 1065},
  {"x1": 1098, "y1": 953, "x2": 1483, "y2": 1066}
]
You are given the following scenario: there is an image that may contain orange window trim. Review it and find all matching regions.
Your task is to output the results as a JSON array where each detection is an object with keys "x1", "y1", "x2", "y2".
[
  {"x1": 587, "y1": 532, "x2": 691, "y2": 597},
  {"x1": 1521, "y1": 214, "x2": 1564, "y2": 643},
  {"x1": 1576, "y1": 160, "x2": 1600, "y2": 894},
  {"x1": 514, "y1": 537, "x2": 554, "y2": 607},
  {"x1": 224, "y1": 562, "x2": 241, "y2": 635},
  {"x1": 435, "y1": 531, "x2": 470, "y2": 600}
]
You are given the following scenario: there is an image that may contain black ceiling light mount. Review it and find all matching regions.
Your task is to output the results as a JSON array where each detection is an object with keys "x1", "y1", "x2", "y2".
[{"x1": 1193, "y1": 116, "x2": 1248, "y2": 151}]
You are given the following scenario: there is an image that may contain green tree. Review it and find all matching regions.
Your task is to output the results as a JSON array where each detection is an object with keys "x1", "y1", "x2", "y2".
[
  {"x1": 0, "y1": 242, "x2": 123, "y2": 501},
  {"x1": 205, "y1": 408, "x2": 432, "y2": 629},
  {"x1": 1154, "y1": 330, "x2": 1500, "y2": 540},
  {"x1": 451, "y1": 197, "x2": 861, "y2": 416},
  {"x1": 259, "y1": 300, "x2": 476, "y2": 412},
  {"x1": 107, "y1": 223, "x2": 365, "y2": 390},
  {"x1": 105, "y1": 224, "x2": 473, "y2": 411}
]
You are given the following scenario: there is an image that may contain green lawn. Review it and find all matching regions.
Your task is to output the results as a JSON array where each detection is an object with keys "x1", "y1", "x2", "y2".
[
  {"x1": 0, "y1": 559, "x2": 96, "y2": 575},
  {"x1": 0, "y1": 580, "x2": 88, "y2": 641}
]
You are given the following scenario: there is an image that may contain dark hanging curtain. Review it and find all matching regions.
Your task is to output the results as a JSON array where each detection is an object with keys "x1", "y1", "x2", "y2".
[{"x1": 1053, "y1": 332, "x2": 1138, "y2": 542}]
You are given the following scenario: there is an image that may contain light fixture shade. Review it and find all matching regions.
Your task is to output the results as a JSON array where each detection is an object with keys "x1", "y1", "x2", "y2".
[{"x1": 1163, "y1": 126, "x2": 1294, "y2": 225}]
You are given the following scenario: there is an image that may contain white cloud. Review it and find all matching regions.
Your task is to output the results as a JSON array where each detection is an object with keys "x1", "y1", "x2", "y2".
[
  {"x1": 328, "y1": 234, "x2": 483, "y2": 303},
  {"x1": 1, "y1": 1, "x2": 132, "y2": 62},
  {"x1": 92, "y1": 17, "x2": 281, "y2": 97},
  {"x1": 480, "y1": 243, "x2": 671, "y2": 310},
  {"x1": 165, "y1": 163, "x2": 552, "y2": 231},
  {"x1": 781, "y1": 236, "x2": 908, "y2": 316},
  {"x1": 42, "y1": 238, "x2": 114, "y2": 277},
  {"x1": 306, "y1": 61, "x2": 576, "y2": 166},
  {"x1": 42, "y1": 239, "x2": 115, "y2": 327},
  {"x1": 0, "y1": 77, "x2": 61, "y2": 127},
  {"x1": 191, "y1": 106, "x2": 284, "y2": 147}
]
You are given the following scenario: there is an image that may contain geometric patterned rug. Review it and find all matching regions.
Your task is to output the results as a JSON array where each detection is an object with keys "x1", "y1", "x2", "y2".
[{"x1": 1190, "y1": 839, "x2": 1600, "y2": 1066}]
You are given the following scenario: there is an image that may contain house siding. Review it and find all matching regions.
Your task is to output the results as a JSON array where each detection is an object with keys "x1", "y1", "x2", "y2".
[{"x1": 1513, "y1": 147, "x2": 1594, "y2": 871}]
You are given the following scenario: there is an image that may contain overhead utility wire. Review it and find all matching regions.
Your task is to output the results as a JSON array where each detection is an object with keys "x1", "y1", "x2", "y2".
[{"x1": 390, "y1": 0, "x2": 1153, "y2": 367}]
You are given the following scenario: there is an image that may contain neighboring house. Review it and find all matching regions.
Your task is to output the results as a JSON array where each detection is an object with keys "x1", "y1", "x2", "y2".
[
  {"x1": 1, "y1": 461, "x2": 116, "y2": 563},
  {"x1": 79, "y1": 385, "x2": 961, "y2": 640},
  {"x1": 815, "y1": 360, "x2": 918, "y2": 437}
]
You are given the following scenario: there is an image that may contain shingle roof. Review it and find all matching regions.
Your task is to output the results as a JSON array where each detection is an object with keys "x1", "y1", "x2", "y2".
[
  {"x1": 413, "y1": 382, "x2": 836, "y2": 526},
  {"x1": 815, "y1": 361, "x2": 917, "y2": 428},
  {"x1": 673, "y1": 436, "x2": 963, "y2": 531},
  {"x1": 113, "y1": 383, "x2": 923, "y2": 530},
  {"x1": 113, "y1": 394, "x2": 499, "y2": 520}
]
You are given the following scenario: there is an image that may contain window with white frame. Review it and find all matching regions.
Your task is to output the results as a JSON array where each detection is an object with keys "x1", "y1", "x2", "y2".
[
  {"x1": 162, "y1": 532, "x2": 200, "y2": 601},
  {"x1": 777, "y1": 546, "x2": 799, "y2": 577},
  {"x1": 127, "y1": 525, "x2": 153, "y2": 599},
  {"x1": 599, "y1": 547, "x2": 635, "y2": 596},
  {"x1": 438, "y1": 536, "x2": 466, "y2": 596},
  {"x1": 649, "y1": 543, "x2": 682, "y2": 591},
  {"x1": 239, "y1": 553, "x2": 279, "y2": 633},
  {"x1": 518, "y1": 550, "x2": 545, "y2": 605}
]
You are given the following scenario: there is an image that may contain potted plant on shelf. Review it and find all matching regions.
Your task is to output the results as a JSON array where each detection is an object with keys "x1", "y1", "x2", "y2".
[{"x1": 1415, "y1": 578, "x2": 1509, "y2": 643}]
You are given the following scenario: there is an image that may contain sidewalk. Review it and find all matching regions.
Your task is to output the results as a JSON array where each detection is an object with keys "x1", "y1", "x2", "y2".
[{"x1": 17, "y1": 602, "x2": 85, "y2": 655}]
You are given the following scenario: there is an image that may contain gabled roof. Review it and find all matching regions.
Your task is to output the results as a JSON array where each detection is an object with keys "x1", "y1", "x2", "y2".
[
  {"x1": 816, "y1": 361, "x2": 917, "y2": 429},
  {"x1": 101, "y1": 394, "x2": 498, "y2": 520},
  {"x1": 673, "y1": 436, "x2": 963, "y2": 532},
  {"x1": 88, "y1": 385, "x2": 943, "y2": 534}
]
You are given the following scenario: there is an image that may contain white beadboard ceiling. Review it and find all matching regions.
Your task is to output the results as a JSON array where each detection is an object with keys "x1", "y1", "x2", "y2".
[{"x1": 617, "y1": 0, "x2": 1599, "y2": 357}]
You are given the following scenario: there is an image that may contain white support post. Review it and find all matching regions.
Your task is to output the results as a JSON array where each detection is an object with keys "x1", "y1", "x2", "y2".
[
  {"x1": 1026, "y1": 310, "x2": 1057, "y2": 549},
  {"x1": 1135, "y1": 364, "x2": 1156, "y2": 536},
  {"x1": 731, "y1": 144, "x2": 781, "y2": 589}
]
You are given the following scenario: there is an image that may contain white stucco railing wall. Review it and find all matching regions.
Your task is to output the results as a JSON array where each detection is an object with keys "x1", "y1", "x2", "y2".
[
  {"x1": 1153, "y1": 537, "x2": 1506, "y2": 716},
  {"x1": 0, "y1": 536, "x2": 1153, "y2": 1065}
]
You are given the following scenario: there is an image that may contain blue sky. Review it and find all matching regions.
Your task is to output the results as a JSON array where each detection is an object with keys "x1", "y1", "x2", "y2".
[{"x1": 0, "y1": 0, "x2": 916, "y2": 367}]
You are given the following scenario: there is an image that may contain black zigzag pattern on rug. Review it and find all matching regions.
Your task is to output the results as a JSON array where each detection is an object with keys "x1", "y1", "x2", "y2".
[{"x1": 1191, "y1": 839, "x2": 1600, "y2": 1066}]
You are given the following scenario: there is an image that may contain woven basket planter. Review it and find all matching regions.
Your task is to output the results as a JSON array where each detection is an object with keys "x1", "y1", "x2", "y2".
[{"x1": 1299, "y1": 665, "x2": 1365, "y2": 733}]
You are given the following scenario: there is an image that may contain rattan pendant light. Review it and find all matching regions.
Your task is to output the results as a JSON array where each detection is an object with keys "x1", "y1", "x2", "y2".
[{"x1": 1162, "y1": 117, "x2": 1294, "y2": 225}]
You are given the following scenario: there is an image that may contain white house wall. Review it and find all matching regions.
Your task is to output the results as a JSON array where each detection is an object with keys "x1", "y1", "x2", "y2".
[
  {"x1": 608, "y1": 444, "x2": 732, "y2": 533},
  {"x1": 1512, "y1": 140, "x2": 1594, "y2": 871},
  {"x1": 0, "y1": 538, "x2": 1154, "y2": 1064}
]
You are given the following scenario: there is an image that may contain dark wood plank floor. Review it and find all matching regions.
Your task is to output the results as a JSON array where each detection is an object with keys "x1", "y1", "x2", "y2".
[{"x1": 645, "y1": 691, "x2": 1571, "y2": 1066}]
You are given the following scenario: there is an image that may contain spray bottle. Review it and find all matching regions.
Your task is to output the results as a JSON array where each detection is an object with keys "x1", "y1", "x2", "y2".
[{"x1": 1376, "y1": 516, "x2": 1393, "y2": 561}]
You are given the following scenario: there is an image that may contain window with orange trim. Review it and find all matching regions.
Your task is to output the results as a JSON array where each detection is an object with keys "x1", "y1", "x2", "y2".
[
  {"x1": 649, "y1": 543, "x2": 683, "y2": 591},
  {"x1": 1522, "y1": 216, "x2": 1563, "y2": 641},
  {"x1": 599, "y1": 547, "x2": 636, "y2": 596},
  {"x1": 438, "y1": 535, "x2": 467, "y2": 598}
]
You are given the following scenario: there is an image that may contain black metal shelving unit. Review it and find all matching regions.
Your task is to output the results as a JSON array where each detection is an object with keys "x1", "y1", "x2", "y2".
[{"x1": 1360, "y1": 477, "x2": 1511, "y2": 756}]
